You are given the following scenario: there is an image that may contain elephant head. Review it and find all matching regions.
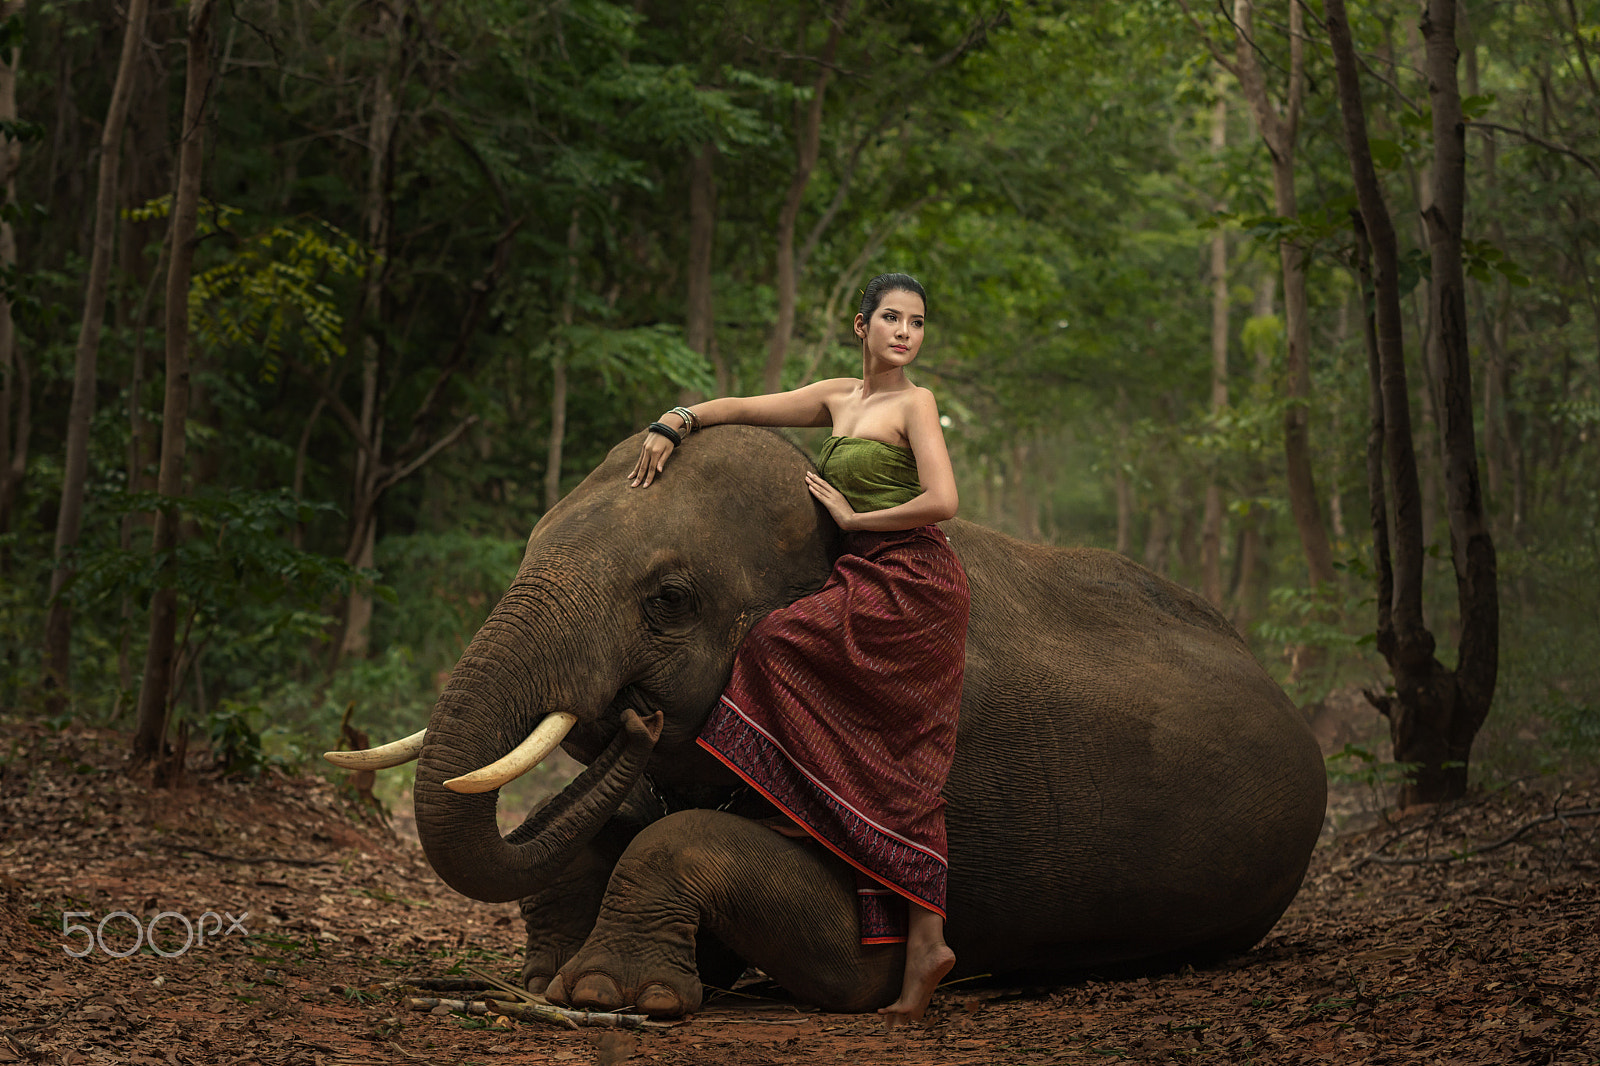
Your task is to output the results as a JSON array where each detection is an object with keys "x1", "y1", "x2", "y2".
[{"x1": 380, "y1": 427, "x2": 837, "y2": 904}]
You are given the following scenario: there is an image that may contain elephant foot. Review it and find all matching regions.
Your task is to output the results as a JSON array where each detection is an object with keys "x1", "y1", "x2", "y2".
[
  {"x1": 547, "y1": 953, "x2": 703, "y2": 1018},
  {"x1": 520, "y1": 960, "x2": 557, "y2": 995},
  {"x1": 519, "y1": 901, "x2": 592, "y2": 995}
]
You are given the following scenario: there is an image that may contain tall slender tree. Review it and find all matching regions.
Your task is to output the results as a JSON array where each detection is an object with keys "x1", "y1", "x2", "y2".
[
  {"x1": 1177, "y1": 0, "x2": 1338, "y2": 599},
  {"x1": 763, "y1": 0, "x2": 849, "y2": 393},
  {"x1": 339, "y1": 1, "x2": 403, "y2": 662},
  {"x1": 1327, "y1": 0, "x2": 1498, "y2": 804},
  {"x1": 0, "y1": 0, "x2": 25, "y2": 548},
  {"x1": 1201, "y1": 82, "x2": 1230, "y2": 608},
  {"x1": 133, "y1": 0, "x2": 214, "y2": 766},
  {"x1": 1417, "y1": 0, "x2": 1499, "y2": 800},
  {"x1": 685, "y1": 143, "x2": 720, "y2": 397},
  {"x1": 42, "y1": 0, "x2": 149, "y2": 703}
]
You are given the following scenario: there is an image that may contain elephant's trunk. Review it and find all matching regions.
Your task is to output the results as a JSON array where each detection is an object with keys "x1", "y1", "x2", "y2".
[{"x1": 412, "y1": 588, "x2": 649, "y2": 904}]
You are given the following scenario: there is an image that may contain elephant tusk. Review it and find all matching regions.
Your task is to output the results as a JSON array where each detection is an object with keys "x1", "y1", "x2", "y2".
[
  {"x1": 444, "y1": 712, "x2": 579, "y2": 794},
  {"x1": 323, "y1": 728, "x2": 427, "y2": 770}
]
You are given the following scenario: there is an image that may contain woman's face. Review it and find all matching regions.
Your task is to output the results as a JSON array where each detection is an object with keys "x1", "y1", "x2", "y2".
[{"x1": 854, "y1": 289, "x2": 926, "y2": 369}]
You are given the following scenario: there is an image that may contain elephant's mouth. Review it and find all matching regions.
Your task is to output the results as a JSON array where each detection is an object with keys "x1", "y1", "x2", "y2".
[{"x1": 563, "y1": 685, "x2": 654, "y2": 766}]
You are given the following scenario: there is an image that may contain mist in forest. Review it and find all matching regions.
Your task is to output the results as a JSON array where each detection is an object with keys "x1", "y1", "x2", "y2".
[{"x1": 0, "y1": 0, "x2": 1594, "y2": 800}]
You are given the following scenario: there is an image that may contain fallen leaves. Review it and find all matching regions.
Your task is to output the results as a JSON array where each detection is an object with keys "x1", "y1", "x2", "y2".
[{"x1": 2, "y1": 719, "x2": 1598, "y2": 1065}]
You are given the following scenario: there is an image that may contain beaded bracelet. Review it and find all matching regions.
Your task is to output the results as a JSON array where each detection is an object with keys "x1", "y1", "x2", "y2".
[{"x1": 647, "y1": 421, "x2": 683, "y2": 447}]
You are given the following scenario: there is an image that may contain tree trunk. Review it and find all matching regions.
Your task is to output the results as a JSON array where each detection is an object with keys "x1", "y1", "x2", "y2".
[
  {"x1": 1229, "y1": 523, "x2": 1266, "y2": 633},
  {"x1": 1201, "y1": 87, "x2": 1229, "y2": 607},
  {"x1": 1327, "y1": 0, "x2": 1428, "y2": 670},
  {"x1": 1010, "y1": 439, "x2": 1039, "y2": 542},
  {"x1": 0, "y1": 0, "x2": 24, "y2": 551},
  {"x1": 1114, "y1": 463, "x2": 1133, "y2": 557},
  {"x1": 545, "y1": 209, "x2": 582, "y2": 512},
  {"x1": 1142, "y1": 499, "x2": 1171, "y2": 577},
  {"x1": 684, "y1": 143, "x2": 722, "y2": 398},
  {"x1": 338, "y1": 5, "x2": 402, "y2": 662},
  {"x1": 132, "y1": 0, "x2": 213, "y2": 768},
  {"x1": 117, "y1": 243, "x2": 167, "y2": 706},
  {"x1": 1229, "y1": 270, "x2": 1277, "y2": 631},
  {"x1": 1351, "y1": 216, "x2": 1394, "y2": 657},
  {"x1": 43, "y1": 0, "x2": 150, "y2": 702},
  {"x1": 1328, "y1": 0, "x2": 1491, "y2": 806},
  {"x1": 1227, "y1": 0, "x2": 1338, "y2": 596},
  {"x1": 1418, "y1": 0, "x2": 1499, "y2": 801},
  {"x1": 762, "y1": 1, "x2": 849, "y2": 394}
]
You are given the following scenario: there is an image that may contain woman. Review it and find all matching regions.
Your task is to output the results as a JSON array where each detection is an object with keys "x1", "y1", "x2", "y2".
[{"x1": 628, "y1": 272, "x2": 967, "y2": 1023}]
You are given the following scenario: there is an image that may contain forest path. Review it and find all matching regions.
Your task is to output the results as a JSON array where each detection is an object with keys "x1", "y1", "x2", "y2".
[{"x1": 2, "y1": 720, "x2": 1596, "y2": 1065}]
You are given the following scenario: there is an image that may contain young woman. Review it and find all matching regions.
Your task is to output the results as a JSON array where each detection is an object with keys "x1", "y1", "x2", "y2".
[{"x1": 628, "y1": 273, "x2": 968, "y2": 1024}]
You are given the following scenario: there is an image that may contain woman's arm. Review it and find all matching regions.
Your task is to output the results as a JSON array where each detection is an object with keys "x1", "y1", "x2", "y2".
[
  {"x1": 629, "y1": 378, "x2": 851, "y2": 488},
  {"x1": 805, "y1": 389, "x2": 959, "y2": 531},
  {"x1": 687, "y1": 378, "x2": 850, "y2": 430}
]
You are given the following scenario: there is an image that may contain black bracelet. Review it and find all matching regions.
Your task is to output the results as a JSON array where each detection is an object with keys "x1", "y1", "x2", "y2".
[{"x1": 647, "y1": 421, "x2": 683, "y2": 447}]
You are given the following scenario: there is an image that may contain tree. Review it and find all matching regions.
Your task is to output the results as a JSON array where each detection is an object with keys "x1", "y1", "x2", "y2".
[
  {"x1": 338, "y1": 0, "x2": 404, "y2": 662},
  {"x1": 1326, "y1": 0, "x2": 1498, "y2": 805},
  {"x1": 1201, "y1": 80, "x2": 1230, "y2": 607},
  {"x1": 762, "y1": 0, "x2": 849, "y2": 394},
  {"x1": 42, "y1": 0, "x2": 149, "y2": 702},
  {"x1": 132, "y1": 0, "x2": 213, "y2": 768},
  {"x1": 1177, "y1": 0, "x2": 1339, "y2": 599},
  {"x1": 0, "y1": 0, "x2": 25, "y2": 547},
  {"x1": 684, "y1": 143, "x2": 720, "y2": 397}
]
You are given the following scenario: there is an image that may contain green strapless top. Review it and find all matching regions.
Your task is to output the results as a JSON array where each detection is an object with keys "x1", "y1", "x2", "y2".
[{"x1": 816, "y1": 435, "x2": 922, "y2": 512}]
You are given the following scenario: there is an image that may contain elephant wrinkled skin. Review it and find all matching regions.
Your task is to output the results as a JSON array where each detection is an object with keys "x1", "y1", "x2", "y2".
[{"x1": 401, "y1": 425, "x2": 1326, "y2": 1017}]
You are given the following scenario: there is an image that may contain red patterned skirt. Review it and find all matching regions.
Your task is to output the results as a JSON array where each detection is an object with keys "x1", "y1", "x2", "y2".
[{"x1": 696, "y1": 525, "x2": 969, "y2": 943}]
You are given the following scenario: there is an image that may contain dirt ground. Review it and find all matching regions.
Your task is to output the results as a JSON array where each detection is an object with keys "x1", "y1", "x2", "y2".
[{"x1": 2, "y1": 718, "x2": 1597, "y2": 1066}]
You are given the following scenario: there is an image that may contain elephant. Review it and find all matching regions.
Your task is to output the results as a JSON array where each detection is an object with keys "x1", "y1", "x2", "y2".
[{"x1": 330, "y1": 425, "x2": 1327, "y2": 1018}]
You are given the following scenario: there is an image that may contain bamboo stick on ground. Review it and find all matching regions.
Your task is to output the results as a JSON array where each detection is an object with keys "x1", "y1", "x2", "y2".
[{"x1": 403, "y1": 996, "x2": 674, "y2": 1030}]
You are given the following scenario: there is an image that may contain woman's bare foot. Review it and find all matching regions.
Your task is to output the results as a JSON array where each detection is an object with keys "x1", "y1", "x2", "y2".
[
  {"x1": 878, "y1": 939, "x2": 955, "y2": 1024},
  {"x1": 878, "y1": 904, "x2": 954, "y2": 1024}
]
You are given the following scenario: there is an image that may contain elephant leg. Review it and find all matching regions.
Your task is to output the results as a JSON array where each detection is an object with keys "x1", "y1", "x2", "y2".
[
  {"x1": 517, "y1": 832, "x2": 628, "y2": 993},
  {"x1": 514, "y1": 776, "x2": 674, "y2": 992},
  {"x1": 546, "y1": 809, "x2": 901, "y2": 1017}
]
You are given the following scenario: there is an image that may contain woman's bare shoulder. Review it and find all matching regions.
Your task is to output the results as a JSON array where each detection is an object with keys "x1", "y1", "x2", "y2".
[
  {"x1": 812, "y1": 377, "x2": 861, "y2": 408},
  {"x1": 815, "y1": 376, "x2": 860, "y2": 394},
  {"x1": 906, "y1": 384, "x2": 942, "y2": 412}
]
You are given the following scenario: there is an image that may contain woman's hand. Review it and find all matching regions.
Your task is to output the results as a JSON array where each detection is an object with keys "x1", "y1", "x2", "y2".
[
  {"x1": 629, "y1": 430, "x2": 676, "y2": 488},
  {"x1": 805, "y1": 471, "x2": 858, "y2": 531}
]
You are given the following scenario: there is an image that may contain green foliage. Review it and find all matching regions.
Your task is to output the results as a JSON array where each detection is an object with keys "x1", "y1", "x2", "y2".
[
  {"x1": 1325, "y1": 743, "x2": 1419, "y2": 789},
  {"x1": 67, "y1": 488, "x2": 367, "y2": 710},
  {"x1": 546, "y1": 324, "x2": 715, "y2": 395},
  {"x1": 370, "y1": 531, "x2": 525, "y2": 672},
  {"x1": 4, "y1": 0, "x2": 1595, "y2": 792},
  {"x1": 189, "y1": 216, "x2": 369, "y2": 379},
  {"x1": 1254, "y1": 586, "x2": 1370, "y2": 651},
  {"x1": 121, "y1": 198, "x2": 369, "y2": 379},
  {"x1": 201, "y1": 700, "x2": 299, "y2": 779}
]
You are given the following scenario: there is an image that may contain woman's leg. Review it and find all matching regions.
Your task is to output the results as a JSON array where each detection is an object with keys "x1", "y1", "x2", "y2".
[{"x1": 878, "y1": 902, "x2": 955, "y2": 1023}]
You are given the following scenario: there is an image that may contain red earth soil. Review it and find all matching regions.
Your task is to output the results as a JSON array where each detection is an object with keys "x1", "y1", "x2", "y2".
[{"x1": 2, "y1": 719, "x2": 1596, "y2": 1065}]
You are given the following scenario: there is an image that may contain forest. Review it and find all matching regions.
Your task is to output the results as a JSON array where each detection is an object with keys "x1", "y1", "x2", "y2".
[
  {"x1": 0, "y1": 0, "x2": 1597, "y2": 811},
  {"x1": 2, "y1": 1, "x2": 1600, "y2": 1063}
]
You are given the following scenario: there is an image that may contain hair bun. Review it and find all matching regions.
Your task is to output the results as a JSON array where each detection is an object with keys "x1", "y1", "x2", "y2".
[{"x1": 859, "y1": 273, "x2": 928, "y2": 319}]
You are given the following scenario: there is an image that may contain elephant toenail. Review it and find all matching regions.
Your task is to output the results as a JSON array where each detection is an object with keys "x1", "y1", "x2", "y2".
[
  {"x1": 523, "y1": 973, "x2": 551, "y2": 995},
  {"x1": 570, "y1": 972, "x2": 625, "y2": 1011},
  {"x1": 540, "y1": 973, "x2": 572, "y2": 1005},
  {"x1": 636, "y1": 983, "x2": 686, "y2": 1018}
]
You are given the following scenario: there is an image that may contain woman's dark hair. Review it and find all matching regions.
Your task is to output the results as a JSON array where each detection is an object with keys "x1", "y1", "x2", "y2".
[{"x1": 859, "y1": 272, "x2": 928, "y2": 320}]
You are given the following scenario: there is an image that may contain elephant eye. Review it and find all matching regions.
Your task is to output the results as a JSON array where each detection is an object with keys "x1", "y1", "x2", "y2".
[{"x1": 647, "y1": 583, "x2": 694, "y2": 619}]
